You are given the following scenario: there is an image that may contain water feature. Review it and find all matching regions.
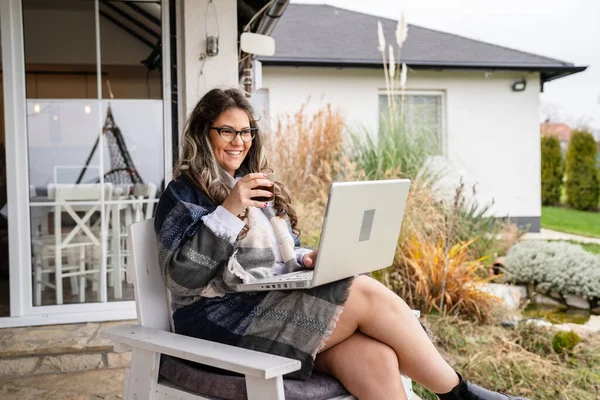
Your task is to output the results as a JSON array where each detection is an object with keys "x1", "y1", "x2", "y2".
[{"x1": 523, "y1": 304, "x2": 599, "y2": 324}]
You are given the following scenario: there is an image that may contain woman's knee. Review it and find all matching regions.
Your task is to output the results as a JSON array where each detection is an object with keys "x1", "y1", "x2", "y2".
[
  {"x1": 346, "y1": 341, "x2": 405, "y2": 399},
  {"x1": 364, "y1": 341, "x2": 400, "y2": 380},
  {"x1": 350, "y1": 275, "x2": 406, "y2": 314},
  {"x1": 316, "y1": 333, "x2": 406, "y2": 399}
]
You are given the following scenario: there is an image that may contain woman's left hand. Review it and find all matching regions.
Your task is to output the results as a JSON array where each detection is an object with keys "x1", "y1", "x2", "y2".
[{"x1": 302, "y1": 248, "x2": 318, "y2": 268}]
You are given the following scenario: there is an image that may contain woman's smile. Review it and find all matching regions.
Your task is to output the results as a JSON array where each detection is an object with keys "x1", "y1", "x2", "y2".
[{"x1": 209, "y1": 108, "x2": 253, "y2": 176}]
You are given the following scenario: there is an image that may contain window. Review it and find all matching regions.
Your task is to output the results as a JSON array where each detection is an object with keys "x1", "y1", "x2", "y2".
[{"x1": 379, "y1": 92, "x2": 444, "y2": 153}]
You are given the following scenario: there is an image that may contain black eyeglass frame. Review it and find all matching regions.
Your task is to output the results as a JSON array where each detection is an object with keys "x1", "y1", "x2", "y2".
[{"x1": 210, "y1": 126, "x2": 258, "y2": 143}]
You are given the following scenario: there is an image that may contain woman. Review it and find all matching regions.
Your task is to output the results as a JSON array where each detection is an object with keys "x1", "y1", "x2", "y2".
[{"x1": 155, "y1": 88, "x2": 527, "y2": 400}]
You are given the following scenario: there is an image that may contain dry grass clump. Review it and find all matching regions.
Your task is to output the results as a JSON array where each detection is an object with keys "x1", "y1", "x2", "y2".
[
  {"x1": 413, "y1": 315, "x2": 600, "y2": 400},
  {"x1": 264, "y1": 104, "x2": 356, "y2": 247},
  {"x1": 390, "y1": 236, "x2": 499, "y2": 323}
]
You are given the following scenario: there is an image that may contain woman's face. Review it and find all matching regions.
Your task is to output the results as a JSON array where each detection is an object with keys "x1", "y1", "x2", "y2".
[{"x1": 209, "y1": 108, "x2": 253, "y2": 177}]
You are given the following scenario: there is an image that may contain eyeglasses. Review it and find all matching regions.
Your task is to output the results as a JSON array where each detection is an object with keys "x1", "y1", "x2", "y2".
[{"x1": 211, "y1": 126, "x2": 258, "y2": 143}]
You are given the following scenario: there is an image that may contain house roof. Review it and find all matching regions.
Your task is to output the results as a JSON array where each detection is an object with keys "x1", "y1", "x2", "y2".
[
  {"x1": 259, "y1": 4, "x2": 586, "y2": 84},
  {"x1": 541, "y1": 122, "x2": 573, "y2": 142}
]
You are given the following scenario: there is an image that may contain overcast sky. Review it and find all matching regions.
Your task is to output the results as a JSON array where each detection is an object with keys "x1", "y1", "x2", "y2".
[{"x1": 293, "y1": 0, "x2": 600, "y2": 132}]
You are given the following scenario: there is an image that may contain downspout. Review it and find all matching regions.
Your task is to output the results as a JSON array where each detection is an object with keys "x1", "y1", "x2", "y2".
[
  {"x1": 255, "y1": 0, "x2": 289, "y2": 37},
  {"x1": 241, "y1": 0, "x2": 289, "y2": 96}
]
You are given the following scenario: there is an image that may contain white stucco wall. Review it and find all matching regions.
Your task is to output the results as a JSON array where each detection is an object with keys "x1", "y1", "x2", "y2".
[
  {"x1": 180, "y1": 0, "x2": 238, "y2": 116},
  {"x1": 261, "y1": 66, "x2": 541, "y2": 220}
]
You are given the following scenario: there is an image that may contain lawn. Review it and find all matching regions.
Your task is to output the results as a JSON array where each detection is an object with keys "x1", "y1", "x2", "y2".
[
  {"x1": 541, "y1": 206, "x2": 600, "y2": 238},
  {"x1": 555, "y1": 240, "x2": 600, "y2": 255}
]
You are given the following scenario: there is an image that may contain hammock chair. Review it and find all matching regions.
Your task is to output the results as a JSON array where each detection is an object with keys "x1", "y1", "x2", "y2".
[{"x1": 76, "y1": 106, "x2": 144, "y2": 189}]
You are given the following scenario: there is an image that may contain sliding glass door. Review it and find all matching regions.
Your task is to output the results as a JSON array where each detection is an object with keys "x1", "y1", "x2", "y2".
[{"x1": 1, "y1": 0, "x2": 171, "y2": 321}]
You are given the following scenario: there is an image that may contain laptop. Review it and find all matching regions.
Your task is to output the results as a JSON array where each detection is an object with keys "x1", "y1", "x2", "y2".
[{"x1": 236, "y1": 179, "x2": 411, "y2": 292}]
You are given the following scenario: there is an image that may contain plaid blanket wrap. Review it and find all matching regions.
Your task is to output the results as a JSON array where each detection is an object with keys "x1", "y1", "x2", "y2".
[{"x1": 155, "y1": 176, "x2": 352, "y2": 379}]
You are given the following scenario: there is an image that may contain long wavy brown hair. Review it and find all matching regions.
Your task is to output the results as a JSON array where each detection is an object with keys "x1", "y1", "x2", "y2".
[{"x1": 173, "y1": 88, "x2": 299, "y2": 237}]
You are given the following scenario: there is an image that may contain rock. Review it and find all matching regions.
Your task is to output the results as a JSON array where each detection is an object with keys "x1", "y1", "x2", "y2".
[
  {"x1": 0, "y1": 368, "x2": 125, "y2": 399},
  {"x1": 36, "y1": 353, "x2": 104, "y2": 374},
  {"x1": 35, "y1": 337, "x2": 87, "y2": 355},
  {"x1": 534, "y1": 294, "x2": 566, "y2": 308},
  {"x1": 480, "y1": 283, "x2": 527, "y2": 309},
  {"x1": 564, "y1": 295, "x2": 590, "y2": 310},
  {"x1": 501, "y1": 320, "x2": 518, "y2": 328},
  {"x1": 522, "y1": 318, "x2": 553, "y2": 328},
  {"x1": 584, "y1": 315, "x2": 600, "y2": 331},
  {"x1": 0, "y1": 339, "x2": 39, "y2": 358},
  {"x1": 553, "y1": 323, "x2": 598, "y2": 337},
  {"x1": 0, "y1": 357, "x2": 39, "y2": 376},
  {"x1": 107, "y1": 352, "x2": 131, "y2": 368}
]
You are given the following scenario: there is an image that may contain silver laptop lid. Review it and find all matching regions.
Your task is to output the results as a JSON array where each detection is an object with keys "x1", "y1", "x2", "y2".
[{"x1": 311, "y1": 179, "x2": 411, "y2": 286}]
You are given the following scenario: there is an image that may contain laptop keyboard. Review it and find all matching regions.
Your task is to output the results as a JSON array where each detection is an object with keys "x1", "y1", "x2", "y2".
[
  {"x1": 256, "y1": 271, "x2": 314, "y2": 284},
  {"x1": 277, "y1": 271, "x2": 314, "y2": 281}
]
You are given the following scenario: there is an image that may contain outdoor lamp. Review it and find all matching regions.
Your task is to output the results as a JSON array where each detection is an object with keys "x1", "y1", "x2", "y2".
[
  {"x1": 205, "y1": 0, "x2": 219, "y2": 57},
  {"x1": 511, "y1": 78, "x2": 527, "y2": 92}
]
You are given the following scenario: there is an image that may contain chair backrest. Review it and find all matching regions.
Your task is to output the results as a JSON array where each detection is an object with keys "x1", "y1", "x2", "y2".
[
  {"x1": 49, "y1": 183, "x2": 113, "y2": 202},
  {"x1": 49, "y1": 183, "x2": 113, "y2": 245},
  {"x1": 128, "y1": 218, "x2": 171, "y2": 331},
  {"x1": 131, "y1": 183, "x2": 158, "y2": 221}
]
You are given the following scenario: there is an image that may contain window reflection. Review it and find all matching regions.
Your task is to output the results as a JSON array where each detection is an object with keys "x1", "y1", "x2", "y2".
[{"x1": 22, "y1": 0, "x2": 164, "y2": 306}]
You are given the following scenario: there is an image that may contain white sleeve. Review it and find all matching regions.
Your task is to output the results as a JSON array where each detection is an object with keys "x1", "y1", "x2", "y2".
[
  {"x1": 295, "y1": 248, "x2": 312, "y2": 267},
  {"x1": 201, "y1": 206, "x2": 245, "y2": 244}
]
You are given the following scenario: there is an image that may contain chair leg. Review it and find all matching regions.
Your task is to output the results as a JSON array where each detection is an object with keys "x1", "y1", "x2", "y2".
[
  {"x1": 245, "y1": 375, "x2": 285, "y2": 400},
  {"x1": 34, "y1": 253, "x2": 42, "y2": 307},
  {"x1": 67, "y1": 249, "x2": 79, "y2": 297},
  {"x1": 125, "y1": 348, "x2": 160, "y2": 400},
  {"x1": 92, "y1": 246, "x2": 100, "y2": 292},
  {"x1": 55, "y1": 247, "x2": 63, "y2": 305},
  {"x1": 79, "y1": 247, "x2": 86, "y2": 303},
  {"x1": 112, "y1": 205, "x2": 122, "y2": 299}
]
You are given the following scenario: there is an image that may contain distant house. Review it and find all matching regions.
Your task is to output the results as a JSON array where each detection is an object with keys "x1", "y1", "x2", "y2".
[
  {"x1": 257, "y1": 4, "x2": 587, "y2": 232},
  {"x1": 541, "y1": 122, "x2": 600, "y2": 155},
  {"x1": 541, "y1": 122, "x2": 573, "y2": 152}
]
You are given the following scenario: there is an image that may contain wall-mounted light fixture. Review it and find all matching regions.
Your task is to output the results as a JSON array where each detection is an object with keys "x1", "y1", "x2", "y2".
[
  {"x1": 205, "y1": 0, "x2": 219, "y2": 57},
  {"x1": 511, "y1": 78, "x2": 527, "y2": 92}
]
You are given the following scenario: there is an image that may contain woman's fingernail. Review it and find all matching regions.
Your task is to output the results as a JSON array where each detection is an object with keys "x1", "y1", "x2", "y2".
[
  {"x1": 269, "y1": 193, "x2": 273, "y2": 197},
  {"x1": 263, "y1": 173, "x2": 268, "y2": 177},
  {"x1": 263, "y1": 203, "x2": 268, "y2": 207}
]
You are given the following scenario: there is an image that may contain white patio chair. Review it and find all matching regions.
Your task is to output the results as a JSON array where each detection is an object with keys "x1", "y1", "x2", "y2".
[
  {"x1": 100, "y1": 219, "x2": 416, "y2": 400},
  {"x1": 107, "y1": 182, "x2": 158, "y2": 299},
  {"x1": 32, "y1": 183, "x2": 113, "y2": 305}
]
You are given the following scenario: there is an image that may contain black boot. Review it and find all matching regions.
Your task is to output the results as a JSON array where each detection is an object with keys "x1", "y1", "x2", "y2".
[{"x1": 436, "y1": 373, "x2": 530, "y2": 400}]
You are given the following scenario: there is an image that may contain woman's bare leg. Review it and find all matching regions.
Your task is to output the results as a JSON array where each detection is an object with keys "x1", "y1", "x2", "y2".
[
  {"x1": 315, "y1": 332, "x2": 407, "y2": 400},
  {"x1": 320, "y1": 275, "x2": 459, "y2": 394}
]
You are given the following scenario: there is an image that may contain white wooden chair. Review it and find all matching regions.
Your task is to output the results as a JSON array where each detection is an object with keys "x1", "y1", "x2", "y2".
[
  {"x1": 107, "y1": 182, "x2": 158, "y2": 299},
  {"x1": 32, "y1": 183, "x2": 113, "y2": 305},
  {"x1": 100, "y1": 219, "x2": 415, "y2": 400}
]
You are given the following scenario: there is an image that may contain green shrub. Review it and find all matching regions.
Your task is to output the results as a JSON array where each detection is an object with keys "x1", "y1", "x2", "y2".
[
  {"x1": 453, "y1": 196, "x2": 504, "y2": 263},
  {"x1": 552, "y1": 331, "x2": 581, "y2": 353},
  {"x1": 565, "y1": 130, "x2": 599, "y2": 210},
  {"x1": 502, "y1": 240, "x2": 600, "y2": 299},
  {"x1": 541, "y1": 136, "x2": 564, "y2": 206},
  {"x1": 349, "y1": 115, "x2": 439, "y2": 181}
]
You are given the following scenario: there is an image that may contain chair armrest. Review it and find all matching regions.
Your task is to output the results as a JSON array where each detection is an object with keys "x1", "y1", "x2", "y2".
[{"x1": 100, "y1": 324, "x2": 301, "y2": 379}]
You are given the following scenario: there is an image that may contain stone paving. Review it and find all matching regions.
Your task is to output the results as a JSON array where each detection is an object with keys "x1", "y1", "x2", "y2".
[
  {"x1": 0, "y1": 368, "x2": 125, "y2": 399},
  {"x1": 0, "y1": 320, "x2": 134, "y2": 399},
  {"x1": 522, "y1": 228, "x2": 600, "y2": 244},
  {"x1": 0, "y1": 319, "x2": 424, "y2": 399}
]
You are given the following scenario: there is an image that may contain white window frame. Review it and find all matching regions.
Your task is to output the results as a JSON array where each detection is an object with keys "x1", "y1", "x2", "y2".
[
  {"x1": 0, "y1": 0, "x2": 172, "y2": 327},
  {"x1": 379, "y1": 89, "x2": 447, "y2": 156}
]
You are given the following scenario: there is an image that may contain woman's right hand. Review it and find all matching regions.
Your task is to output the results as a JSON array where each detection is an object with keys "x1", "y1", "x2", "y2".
[{"x1": 221, "y1": 173, "x2": 274, "y2": 216}]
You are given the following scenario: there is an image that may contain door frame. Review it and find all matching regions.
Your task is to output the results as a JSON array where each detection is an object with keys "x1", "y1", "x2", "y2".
[{"x1": 0, "y1": 0, "x2": 173, "y2": 327}]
